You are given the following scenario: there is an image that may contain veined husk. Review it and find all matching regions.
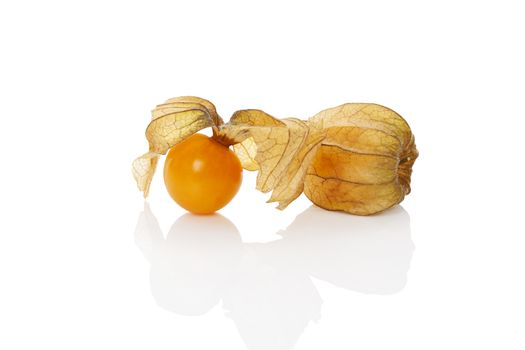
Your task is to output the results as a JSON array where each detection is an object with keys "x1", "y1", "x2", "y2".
[
  {"x1": 132, "y1": 97, "x2": 418, "y2": 215},
  {"x1": 304, "y1": 103, "x2": 418, "y2": 215},
  {"x1": 214, "y1": 109, "x2": 327, "y2": 210},
  {"x1": 132, "y1": 96, "x2": 222, "y2": 197}
]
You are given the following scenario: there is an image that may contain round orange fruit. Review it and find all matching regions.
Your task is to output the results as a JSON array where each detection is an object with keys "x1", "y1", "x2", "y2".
[{"x1": 164, "y1": 134, "x2": 243, "y2": 214}]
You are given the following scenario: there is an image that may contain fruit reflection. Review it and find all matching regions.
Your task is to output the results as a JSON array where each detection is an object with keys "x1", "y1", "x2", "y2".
[{"x1": 135, "y1": 204, "x2": 414, "y2": 350}]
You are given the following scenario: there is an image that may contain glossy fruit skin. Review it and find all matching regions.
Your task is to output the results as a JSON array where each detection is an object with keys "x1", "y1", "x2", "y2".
[{"x1": 164, "y1": 134, "x2": 243, "y2": 214}]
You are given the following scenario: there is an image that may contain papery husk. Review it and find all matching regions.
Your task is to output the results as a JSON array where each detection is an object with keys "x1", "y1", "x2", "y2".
[
  {"x1": 132, "y1": 97, "x2": 221, "y2": 197},
  {"x1": 304, "y1": 103, "x2": 418, "y2": 215},
  {"x1": 216, "y1": 110, "x2": 326, "y2": 210}
]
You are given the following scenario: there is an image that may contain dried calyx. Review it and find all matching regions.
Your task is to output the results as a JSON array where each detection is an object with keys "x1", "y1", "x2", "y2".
[{"x1": 132, "y1": 96, "x2": 418, "y2": 215}]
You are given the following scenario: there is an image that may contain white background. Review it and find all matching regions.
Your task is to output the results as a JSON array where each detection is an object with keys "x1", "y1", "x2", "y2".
[{"x1": 1, "y1": 1, "x2": 524, "y2": 349}]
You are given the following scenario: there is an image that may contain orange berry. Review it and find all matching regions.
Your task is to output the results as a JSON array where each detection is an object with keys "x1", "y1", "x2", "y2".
[{"x1": 164, "y1": 134, "x2": 243, "y2": 214}]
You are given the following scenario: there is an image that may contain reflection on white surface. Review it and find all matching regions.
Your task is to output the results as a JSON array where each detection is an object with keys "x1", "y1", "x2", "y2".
[{"x1": 135, "y1": 204, "x2": 414, "y2": 350}]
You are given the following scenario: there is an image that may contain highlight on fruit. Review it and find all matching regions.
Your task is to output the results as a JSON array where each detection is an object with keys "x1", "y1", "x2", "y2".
[{"x1": 132, "y1": 96, "x2": 418, "y2": 215}]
